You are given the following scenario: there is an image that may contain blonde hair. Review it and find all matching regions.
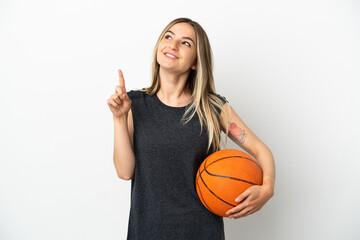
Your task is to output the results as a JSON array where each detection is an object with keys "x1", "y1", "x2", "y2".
[{"x1": 139, "y1": 17, "x2": 230, "y2": 152}]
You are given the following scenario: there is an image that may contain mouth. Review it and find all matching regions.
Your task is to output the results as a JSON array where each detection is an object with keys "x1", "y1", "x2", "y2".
[{"x1": 164, "y1": 52, "x2": 178, "y2": 59}]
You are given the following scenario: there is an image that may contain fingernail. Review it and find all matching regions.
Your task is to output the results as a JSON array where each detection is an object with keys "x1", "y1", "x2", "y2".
[{"x1": 235, "y1": 199, "x2": 240, "y2": 202}]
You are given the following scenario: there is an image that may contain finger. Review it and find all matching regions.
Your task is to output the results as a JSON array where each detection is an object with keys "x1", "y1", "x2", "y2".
[
  {"x1": 226, "y1": 202, "x2": 247, "y2": 216},
  {"x1": 112, "y1": 94, "x2": 121, "y2": 105},
  {"x1": 118, "y1": 69, "x2": 127, "y2": 92},
  {"x1": 108, "y1": 103, "x2": 119, "y2": 114},
  {"x1": 108, "y1": 98, "x2": 120, "y2": 108},
  {"x1": 115, "y1": 86, "x2": 124, "y2": 98},
  {"x1": 115, "y1": 86, "x2": 129, "y2": 102},
  {"x1": 235, "y1": 189, "x2": 251, "y2": 203},
  {"x1": 243, "y1": 209, "x2": 256, "y2": 218},
  {"x1": 233, "y1": 208, "x2": 252, "y2": 219},
  {"x1": 229, "y1": 203, "x2": 252, "y2": 218}
]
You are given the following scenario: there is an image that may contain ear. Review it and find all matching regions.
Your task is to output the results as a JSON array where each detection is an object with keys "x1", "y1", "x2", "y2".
[{"x1": 191, "y1": 58, "x2": 197, "y2": 70}]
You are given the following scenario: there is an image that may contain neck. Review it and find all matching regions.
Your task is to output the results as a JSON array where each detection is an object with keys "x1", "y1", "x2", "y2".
[
  {"x1": 157, "y1": 67, "x2": 191, "y2": 99},
  {"x1": 156, "y1": 67, "x2": 192, "y2": 106}
]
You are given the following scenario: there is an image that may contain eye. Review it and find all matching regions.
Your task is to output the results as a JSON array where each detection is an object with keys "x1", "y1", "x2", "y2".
[
  {"x1": 183, "y1": 41, "x2": 191, "y2": 47},
  {"x1": 164, "y1": 35, "x2": 172, "y2": 40}
]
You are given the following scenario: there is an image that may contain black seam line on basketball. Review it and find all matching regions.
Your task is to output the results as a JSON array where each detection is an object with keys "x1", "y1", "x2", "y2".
[
  {"x1": 201, "y1": 156, "x2": 259, "y2": 175},
  {"x1": 206, "y1": 156, "x2": 260, "y2": 168},
  {"x1": 196, "y1": 173, "x2": 214, "y2": 213},
  {"x1": 196, "y1": 171, "x2": 213, "y2": 212},
  {"x1": 200, "y1": 169, "x2": 237, "y2": 208},
  {"x1": 204, "y1": 169, "x2": 258, "y2": 185},
  {"x1": 202, "y1": 155, "x2": 260, "y2": 184}
]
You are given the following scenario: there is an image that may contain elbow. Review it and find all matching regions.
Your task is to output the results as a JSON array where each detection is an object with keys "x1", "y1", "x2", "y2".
[{"x1": 117, "y1": 172, "x2": 134, "y2": 181}]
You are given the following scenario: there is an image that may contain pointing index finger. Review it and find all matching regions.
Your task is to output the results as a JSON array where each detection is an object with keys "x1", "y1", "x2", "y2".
[{"x1": 118, "y1": 69, "x2": 127, "y2": 92}]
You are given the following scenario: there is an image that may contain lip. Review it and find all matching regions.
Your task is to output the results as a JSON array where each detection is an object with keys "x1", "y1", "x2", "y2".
[{"x1": 163, "y1": 51, "x2": 179, "y2": 59}]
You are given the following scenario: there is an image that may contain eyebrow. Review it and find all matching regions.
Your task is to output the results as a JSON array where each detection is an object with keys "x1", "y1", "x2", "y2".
[{"x1": 165, "y1": 30, "x2": 195, "y2": 45}]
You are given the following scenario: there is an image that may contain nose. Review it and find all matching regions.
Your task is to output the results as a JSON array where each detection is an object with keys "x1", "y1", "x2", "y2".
[{"x1": 169, "y1": 40, "x2": 179, "y2": 50}]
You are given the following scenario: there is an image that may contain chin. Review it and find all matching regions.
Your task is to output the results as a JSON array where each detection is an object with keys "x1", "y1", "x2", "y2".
[
  {"x1": 159, "y1": 65, "x2": 178, "y2": 72},
  {"x1": 157, "y1": 59, "x2": 176, "y2": 71}
]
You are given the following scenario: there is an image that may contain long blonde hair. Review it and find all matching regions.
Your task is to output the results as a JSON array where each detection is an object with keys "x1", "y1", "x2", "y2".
[{"x1": 139, "y1": 17, "x2": 230, "y2": 152}]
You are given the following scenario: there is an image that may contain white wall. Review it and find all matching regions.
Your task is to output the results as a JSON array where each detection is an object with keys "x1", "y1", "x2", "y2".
[{"x1": 0, "y1": 0, "x2": 359, "y2": 239}]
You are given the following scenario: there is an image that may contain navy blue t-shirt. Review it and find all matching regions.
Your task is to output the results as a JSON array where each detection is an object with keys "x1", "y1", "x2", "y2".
[{"x1": 126, "y1": 90, "x2": 228, "y2": 240}]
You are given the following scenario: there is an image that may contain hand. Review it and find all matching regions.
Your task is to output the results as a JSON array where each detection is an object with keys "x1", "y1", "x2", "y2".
[
  {"x1": 107, "y1": 69, "x2": 132, "y2": 119},
  {"x1": 226, "y1": 185, "x2": 274, "y2": 219}
]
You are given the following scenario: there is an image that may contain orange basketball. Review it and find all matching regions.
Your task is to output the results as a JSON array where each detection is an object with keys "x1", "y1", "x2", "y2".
[{"x1": 196, "y1": 149, "x2": 263, "y2": 217}]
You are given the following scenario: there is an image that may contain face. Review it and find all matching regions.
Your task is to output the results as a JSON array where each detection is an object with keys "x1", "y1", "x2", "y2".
[{"x1": 156, "y1": 22, "x2": 197, "y2": 74}]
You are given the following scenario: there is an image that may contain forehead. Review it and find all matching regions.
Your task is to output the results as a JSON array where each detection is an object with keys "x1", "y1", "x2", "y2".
[{"x1": 168, "y1": 22, "x2": 196, "y2": 41}]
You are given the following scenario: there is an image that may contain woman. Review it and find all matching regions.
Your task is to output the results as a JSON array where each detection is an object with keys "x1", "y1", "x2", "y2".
[{"x1": 107, "y1": 17, "x2": 275, "y2": 240}]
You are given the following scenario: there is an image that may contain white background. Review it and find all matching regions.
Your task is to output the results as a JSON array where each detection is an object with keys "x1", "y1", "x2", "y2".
[{"x1": 1, "y1": 0, "x2": 359, "y2": 239}]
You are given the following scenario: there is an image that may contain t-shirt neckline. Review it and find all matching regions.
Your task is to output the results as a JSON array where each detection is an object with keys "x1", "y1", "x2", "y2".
[{"x1": 153, "y1": 93, "x2": 192, "y2": 110}]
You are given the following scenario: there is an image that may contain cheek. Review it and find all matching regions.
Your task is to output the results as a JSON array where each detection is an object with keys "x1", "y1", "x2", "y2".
[
  {"x1": 189, "y1": 51, "x2": 197, "y2": 64},
  {"x1": 156, "y1": 52, "x2": 162, "y2": 65},
  {"x1": 156, "y1": 43, "x2": 164, "y2": 55},
  {"x1": 158, "y1": 41, "x2": 167, "y2": 50},
  {"x1": 156, "y1": 46, "x2": 164, "y2": 62},
  {"x1": 156, "y1": 46, "x2": 162, "y2": 56}
]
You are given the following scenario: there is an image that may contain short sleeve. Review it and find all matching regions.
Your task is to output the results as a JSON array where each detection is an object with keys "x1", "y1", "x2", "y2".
[
  {"x1": 209, "y1": 92, "x2": 229, "y2": 118},
  {"x1": 210, "y1": 92, "x2": 229, "y2": 104},
  {"x1": 126, "y1": 90, "x2": 135, "y2": 101}
]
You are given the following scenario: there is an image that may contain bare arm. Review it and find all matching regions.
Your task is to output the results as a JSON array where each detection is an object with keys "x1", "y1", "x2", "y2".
[
  {"x1": 220, "y1": 102, "x2": 275, "y2": 218},
  {"x1": 107, "y1": 69, "x2": 135, "y2": 180},
  {"x1": 220, "y1": 102, "x2": 275, "y2": 193},
  {"x1": 113, "y1": 110, "x2": 135, "y2": 180}
]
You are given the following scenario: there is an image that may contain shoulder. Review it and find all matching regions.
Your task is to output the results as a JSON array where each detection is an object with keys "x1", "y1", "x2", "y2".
[
  {"x1": 127, "y1": 88, "x2": 148, "y2": 101},
  {"x1": 209, "y1": 92, "x2": 229, "y2": 105},
  {"x1": 208, "y1": 92, "x2": 229, "y2": 118}
]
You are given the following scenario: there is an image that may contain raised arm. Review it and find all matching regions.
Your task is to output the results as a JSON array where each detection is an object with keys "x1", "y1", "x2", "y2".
[{"x1": 107, "y1": 69, "x2": 135, "y2": 180}]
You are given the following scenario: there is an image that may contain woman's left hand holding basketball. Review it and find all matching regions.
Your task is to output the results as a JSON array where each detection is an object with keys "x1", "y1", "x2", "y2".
[{"x1": 225, "y1": 185, "x2": 274, "y2": 219}]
